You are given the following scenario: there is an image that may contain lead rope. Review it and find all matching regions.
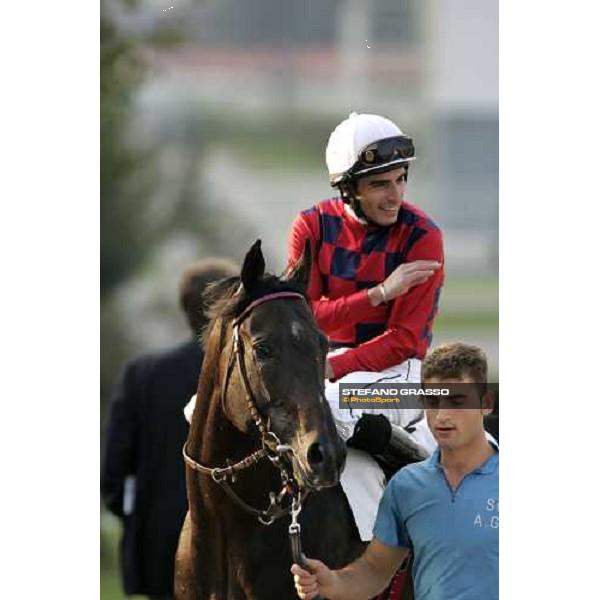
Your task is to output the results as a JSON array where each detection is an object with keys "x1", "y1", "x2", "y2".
[{"x1": 289, "y1": 496, "x2": 324, "y2": 600}]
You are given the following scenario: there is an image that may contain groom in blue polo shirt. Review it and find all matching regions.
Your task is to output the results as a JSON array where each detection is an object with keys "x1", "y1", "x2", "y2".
[{"x1": 292, "y1": 342, "x2": 498, "y2": 600}]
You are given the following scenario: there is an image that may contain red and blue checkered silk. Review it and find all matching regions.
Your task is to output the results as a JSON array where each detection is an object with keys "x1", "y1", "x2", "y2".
[{"x1": 288, "y1": 198, "x2": 444, "y2": 379}]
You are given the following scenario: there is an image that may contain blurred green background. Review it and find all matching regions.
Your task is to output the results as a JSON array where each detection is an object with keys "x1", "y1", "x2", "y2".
[{"x1": 101, "y1": 0, "x2": 497, "y2": 597}]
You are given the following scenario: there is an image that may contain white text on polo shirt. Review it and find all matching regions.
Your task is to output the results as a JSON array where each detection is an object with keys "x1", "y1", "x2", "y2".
[{"x1": 473, "y1": 498, "x2": 499, "y2": 528}]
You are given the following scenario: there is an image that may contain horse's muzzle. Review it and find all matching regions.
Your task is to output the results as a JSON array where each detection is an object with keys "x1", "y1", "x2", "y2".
[{"x1": 302, "y1": 436, "x2": 346, "y2": 488}]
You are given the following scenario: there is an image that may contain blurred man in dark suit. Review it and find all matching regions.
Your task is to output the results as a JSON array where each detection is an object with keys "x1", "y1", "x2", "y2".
[{"x1": 101, "y1": 258, "x2": 238, "y2": 600}]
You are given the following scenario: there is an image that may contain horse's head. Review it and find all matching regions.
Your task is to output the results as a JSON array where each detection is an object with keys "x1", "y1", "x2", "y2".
[{"x1": 207, "y1": 240, "x2": 346, "y2": 490}]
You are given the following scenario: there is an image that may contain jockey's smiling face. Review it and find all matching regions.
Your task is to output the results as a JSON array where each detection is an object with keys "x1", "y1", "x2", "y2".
[
  {"x1": 354, "y1": 166, "x2": 408, "y2": 226},
  {"x1": 422, "y1": 376, "x2": 493, "y2": 451}
]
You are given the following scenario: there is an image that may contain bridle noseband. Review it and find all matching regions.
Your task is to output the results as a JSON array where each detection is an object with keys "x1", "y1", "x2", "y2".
[{"x1": 183, "y1": 291, "x2": 312, "y2": 526}]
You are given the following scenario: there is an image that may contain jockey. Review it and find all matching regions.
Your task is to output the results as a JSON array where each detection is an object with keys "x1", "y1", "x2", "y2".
[{"x1": 287, "y1": 112, "x2": 445, "y2": 540}]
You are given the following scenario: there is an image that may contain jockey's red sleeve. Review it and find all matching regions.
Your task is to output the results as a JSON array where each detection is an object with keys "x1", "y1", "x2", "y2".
[{"x1": 329, "y1": 230, "x2": 444, "y2": 379}]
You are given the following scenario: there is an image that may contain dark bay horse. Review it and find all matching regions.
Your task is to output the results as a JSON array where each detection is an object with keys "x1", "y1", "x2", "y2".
[{"x1": 175, "y1": 240, "x2": 365, "y2": 600}]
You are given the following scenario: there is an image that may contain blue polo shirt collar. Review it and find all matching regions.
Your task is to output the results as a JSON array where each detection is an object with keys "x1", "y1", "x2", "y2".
[{"x1": 425, "y1": 438, "x2": 499, "y2": 474}]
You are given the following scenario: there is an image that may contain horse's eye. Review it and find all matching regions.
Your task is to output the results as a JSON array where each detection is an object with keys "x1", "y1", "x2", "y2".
[{"x1": 253, "y1": 343, "x2": 274, "y2": 360}]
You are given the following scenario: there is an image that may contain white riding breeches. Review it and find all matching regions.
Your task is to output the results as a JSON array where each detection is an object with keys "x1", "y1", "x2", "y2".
[
  {"x1": 325, "y1": 351, "x2": 436, "y2": 541},
  {"x1": 324, "y1": 353, "x2": 435, "y2": 448}
]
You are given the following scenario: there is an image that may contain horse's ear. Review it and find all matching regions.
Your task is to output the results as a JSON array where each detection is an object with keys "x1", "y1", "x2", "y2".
[
  {"x1": 241, "y1": 239, "x2": 265, "y2": 291},
  {"x1": 286, "y1": 239, "x2": 312, "y2": 292}
]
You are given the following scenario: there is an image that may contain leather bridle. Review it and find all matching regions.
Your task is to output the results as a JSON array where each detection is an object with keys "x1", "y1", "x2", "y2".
[{"x1": 183, "y1": 291, "x2": 312, "y2": 526}]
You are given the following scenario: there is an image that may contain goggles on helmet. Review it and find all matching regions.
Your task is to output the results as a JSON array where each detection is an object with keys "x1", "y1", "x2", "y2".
[{"x1": 348, "y1": 135, "x2": 415, "y2": 179}]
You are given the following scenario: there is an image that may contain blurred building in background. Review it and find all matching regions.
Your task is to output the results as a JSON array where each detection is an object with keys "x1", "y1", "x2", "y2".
[{"x1": 103, "y1": 0, "x2": 498, "y2": 402}]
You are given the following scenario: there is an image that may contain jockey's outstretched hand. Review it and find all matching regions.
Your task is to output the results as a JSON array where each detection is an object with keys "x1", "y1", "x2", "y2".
[
  {"x1": 381, "y1": 260, "x2": 441, "y2": 302},
  {"x1": 291, "y1": 557, "x2": 336, "y2": 599}
]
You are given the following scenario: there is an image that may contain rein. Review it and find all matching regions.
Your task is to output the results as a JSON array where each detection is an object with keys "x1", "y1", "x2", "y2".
[{"x1": 183, "y1": 290, "x2": 310, "y2": 526}]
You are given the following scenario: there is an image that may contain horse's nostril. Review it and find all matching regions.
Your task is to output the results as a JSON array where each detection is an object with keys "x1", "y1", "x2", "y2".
[{"x1": 307, "y1": 442, "x2": 325, "y2": 467}]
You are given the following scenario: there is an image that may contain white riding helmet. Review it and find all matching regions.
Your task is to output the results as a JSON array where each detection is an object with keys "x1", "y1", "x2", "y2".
[{"x1": 325, "y1": 112, "x2": 416, "y2": 186}]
